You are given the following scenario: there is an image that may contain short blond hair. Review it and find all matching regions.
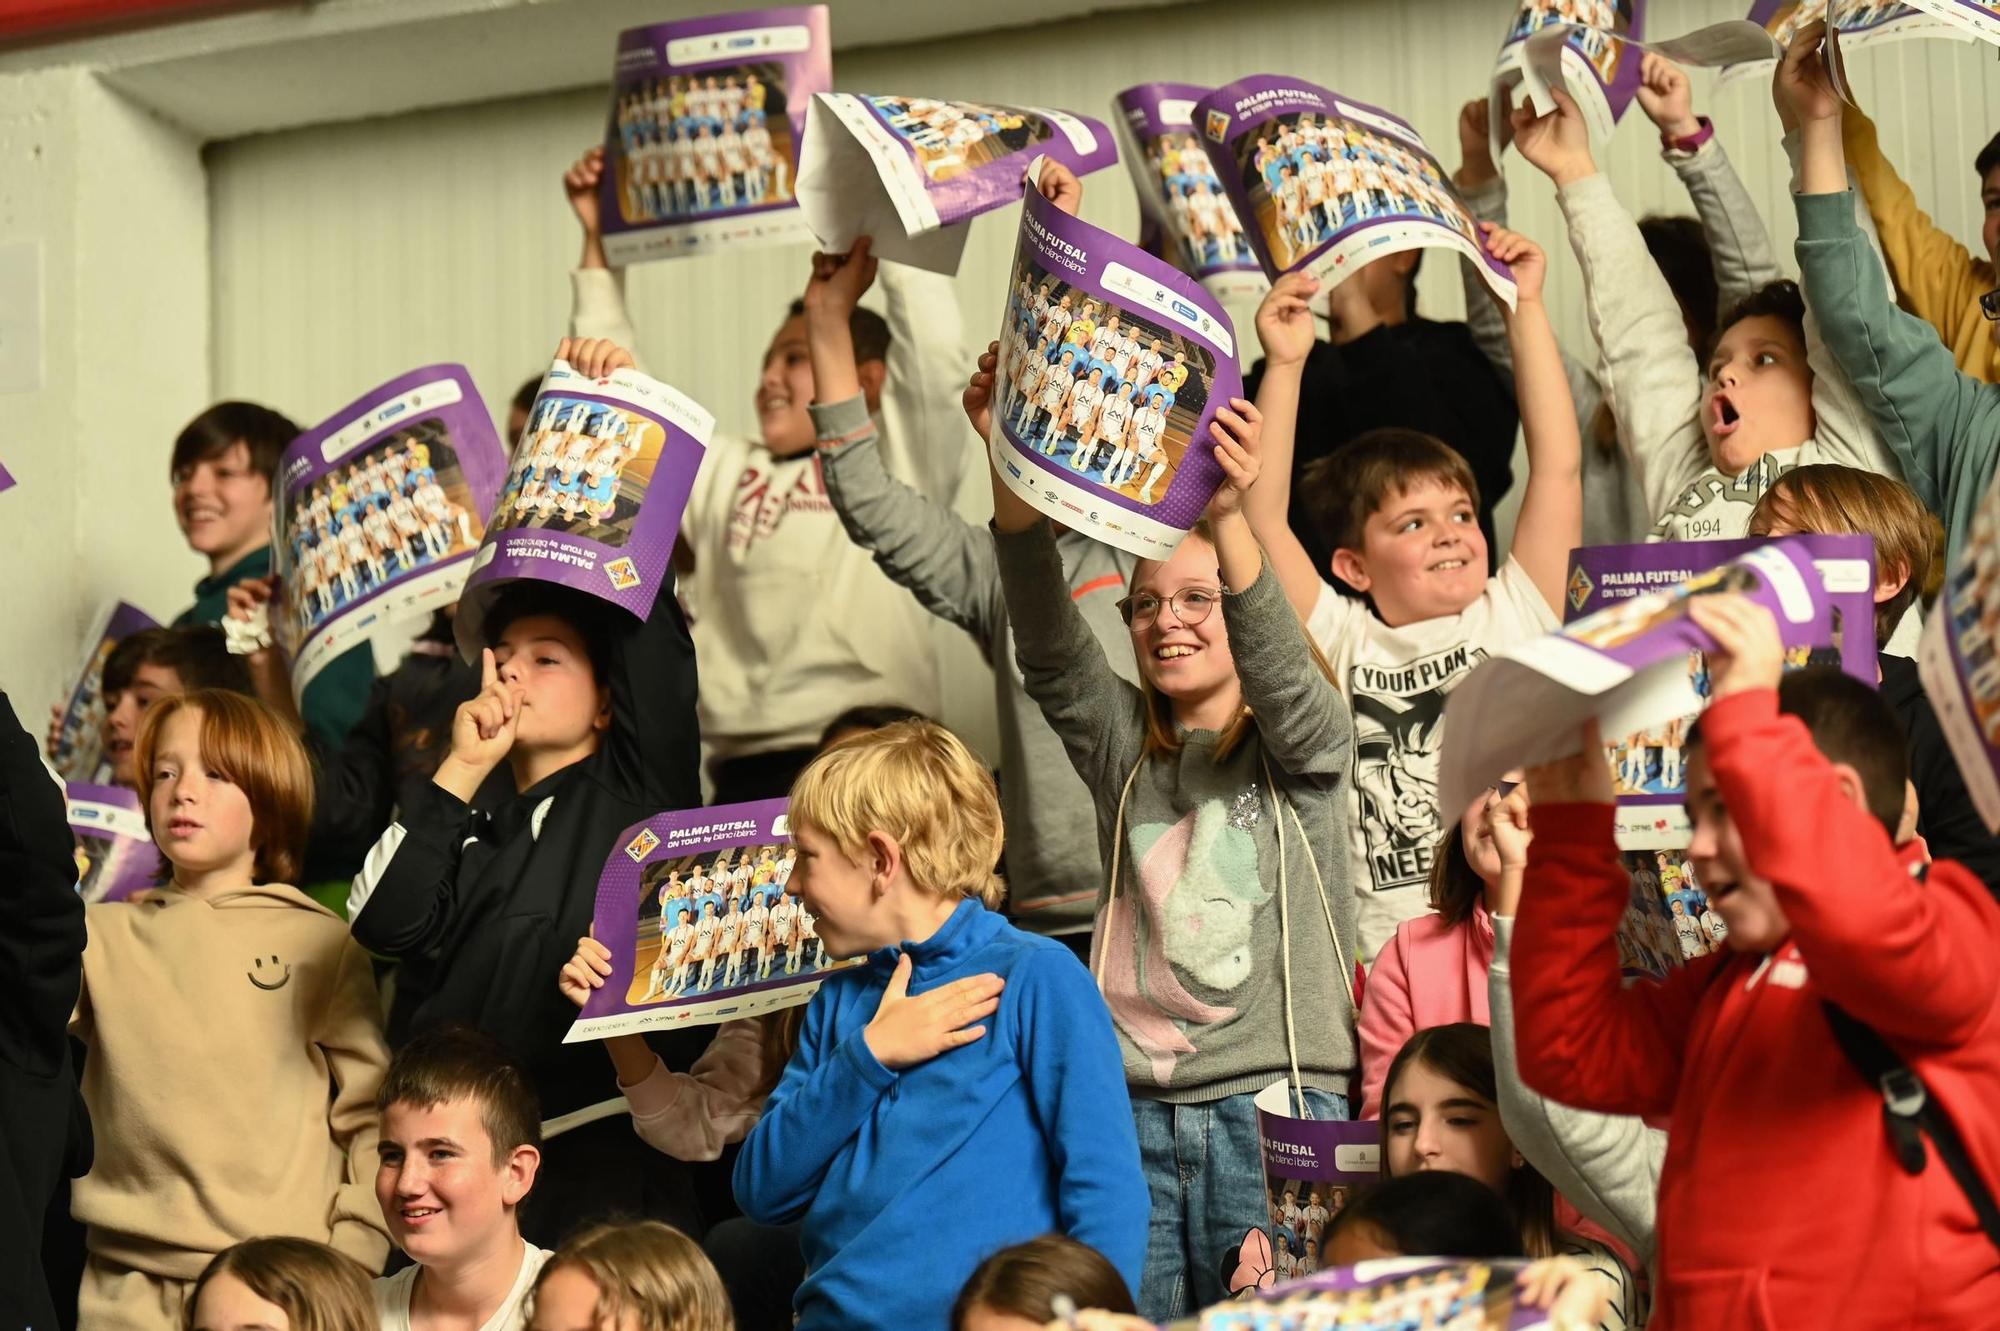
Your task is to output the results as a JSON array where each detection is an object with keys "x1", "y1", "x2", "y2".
[
  {"x1": 788, "y1": 720, "x2": 1005, "y2": 908},
  {"x1": 529, "y1": 1222, "x2": 732, "y2": 1331}
]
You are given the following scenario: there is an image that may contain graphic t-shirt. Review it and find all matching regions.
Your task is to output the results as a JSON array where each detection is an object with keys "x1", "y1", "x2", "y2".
[
  {"x1": 1308, "y1": 559, "x2": 1557, "y2": 958},
  {"x1": 374, "y1": 1240, "x2": 550, "y2": 1331}
]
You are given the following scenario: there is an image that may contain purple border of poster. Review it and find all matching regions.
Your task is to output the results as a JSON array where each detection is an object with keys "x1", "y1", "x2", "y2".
[
  {"x1": 1113, "y1": 82, "x2": 1265, "y2": 288},
  {"x1": 1497, "y1": 0, "x2": 1647, "y2": 122},
  {"x1": 852, "y1": 96, "x2": 1120, "y2": 231},
  {"x1": 67, "y1": 782, "x2": 158, "y2": 903}
]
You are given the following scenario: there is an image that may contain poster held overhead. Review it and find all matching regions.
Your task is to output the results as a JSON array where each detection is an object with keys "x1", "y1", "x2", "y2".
[
  {"x1": 1112, "y1": 83, "x2": 1268, "y2": 302},
  {"x1": 596, "y1": 7, "x2": 831, "y2": 265},
  {"x1": 1897, "y1": 0, "x2": 2000, "y2": 43},
  {"x1": 1494, "y1": 0, "x2": 1646, "y2": 146}
]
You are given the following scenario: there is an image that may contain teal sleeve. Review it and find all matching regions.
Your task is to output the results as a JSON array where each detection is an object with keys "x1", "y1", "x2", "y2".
[{"x1": 300, "y1": 645, "x2": 376, "y2": 757}]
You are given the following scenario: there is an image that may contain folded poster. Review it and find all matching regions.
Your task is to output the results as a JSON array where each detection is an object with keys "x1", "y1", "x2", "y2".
[
  {"x1": 1920, "y1": 478, "x2": 2000, "y2": 829},
  {"x1": 565, "y1": 799, "x2": 859, "y2": 1041},
  {"x1": 459, "y1": 357, "x2": 713, "y2": 650},
  {"x1": 67, "y1": 783, "x2": 157, "y2": 904},
  {"x1": 275, "y1": 366, "x2": 506, "y2": 695},
  {"x1": 796, "y1": 93, "x2": 1118, "y2": 274},
  {"x1": 1199, "y1": 1258, "x2": 1548, "y2": 1330},
  {"x1": 1495, "y1": 0, "x2": 1646, "y2": 146},
  {"x1": 597, "y1": 7, "x2": 830, "y2": 265},
  {"x1": 1193, "y1": 78, "x2": 1516, "y2": 309},
  {"x1": 1899, "y1": 0, "x2": 2000, "y2": 41},
  {"x1": 1251, "y1": 1080, "x2": 1381, "y2": 1287},
  {"x1": 989, "y1": 164, "x2": 1242, "y2": 559},
  {"x1": 51, "y1": 601, "x2": 160, "y2": 784},
  {"x1": 1112, "y1": 83, "x2": 1267, "y2": 302},
  {"x1": 1439, "y1": 536, "x2": 1874, "y2": 823},
  {"x1": 1624, "y1": 2, "x2": 1955, "y2": 87}
]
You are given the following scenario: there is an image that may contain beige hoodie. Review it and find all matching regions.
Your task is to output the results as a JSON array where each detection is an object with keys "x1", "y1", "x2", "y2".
[{"x1": 71, "y1": 882, "x2": 391, "y2": 1278}]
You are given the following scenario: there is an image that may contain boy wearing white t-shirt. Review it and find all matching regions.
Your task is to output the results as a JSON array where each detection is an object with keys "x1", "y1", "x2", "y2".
[
  {"x1": 1247, "y1": 230, "x2": 1581, "y2": 957},
  {"x1": 373, "y1": 1028, "x2": 550, "y2": 1331}
]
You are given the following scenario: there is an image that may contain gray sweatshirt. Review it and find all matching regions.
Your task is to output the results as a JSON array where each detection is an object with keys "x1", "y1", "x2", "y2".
[
  {"x1": 812, "y1": 393, "x2": 1135, "y2": 938},
  {"x1": 995, "y1": 521, "x2": 1358, "y2": 1102}
]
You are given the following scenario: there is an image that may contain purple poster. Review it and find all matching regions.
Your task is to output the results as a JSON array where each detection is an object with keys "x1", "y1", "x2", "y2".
[
  {"x1": 1709, "y1": 1, "x2": 1962, "y2": 85},
  {"x1": 1192, "y1": 78, "x2": 1516, "y2": 309},
  {"x1": 1112, "y1": 83, "x2": 1267, "y2": 302},
  {"x1": 989, "y1": 170, "x2": 1243, "y2": 559},
  {"x1": 797, "y1": 93, "x2": 1119, "y2": 274},
  {"x1": 1495, "y1": 0, "x2": 1645, "y2": 146},
  {"x1": 67, "y1": 783, "x2": 158, "y2": 904},
  {"x1": 0, "y1": 461, "x2": 14, "y2": 494},
  {"x1": 597, "y1": 7, "x2": 830, "y2": 266},
  {"x1": 459, "y1": 356, "x2": 712, "y2": 648},
  {"x1": 1198, "y1": 1257, "x2": 1550, "y2": 1328},
  {"x1": 1251, "y1": 1081, "x2": 1381, "y2": 1287},
  {"x1": 565, "y1": 799, "x2": 861, "y2": 1040},
  {"x1": 1920, "y1": 480, "x2": 2000, "y2": 829},
  {"x1": 52, "y1": 600, "x2": 160, "y2": 784},
  {"x1": 275, "y1": 366, "x2": 506, "y2": 694},
  {"x1": 1888, "y1": 0, "x2": 2000, "y2": 42}
]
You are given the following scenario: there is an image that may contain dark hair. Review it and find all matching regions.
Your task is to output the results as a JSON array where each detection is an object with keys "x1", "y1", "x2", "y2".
[
  {"x1": 512, "y1": 374, "x2": 544, "y2": 417},
  {"x1": 170, "y1": 401, "x2": 299, "y2": 485},
  {"x1": 185, "y1": 1238, "x2": 375, "y2": 1331},
  {"x1": 481, "y1": 582, "x2": 619, "y2": 685},
  {"x1": 1977, "y1": 130, "x2": 2000, "y2": 182},
  {"x1": 102, "y1": 626, "x2": 253, "y2": 698},
  {"x1": 1324, "y1": 1172, "x2": 1525, "y2": 1261},
  {"x1": 785, "y1": 298, "x2": 892, "y2": 364},
  {"x1": 816, "y1": 703, "x2": 927, "y2": 751},
  {"x1": 1709, "y1": 279, "x2": 1806, "y2": 362},
  {"x1": 950, "y1": 1236, "x2": 1136, "y2": 1328},
  {"x1": 1382, "y1": 1023, "x2": 1558, "y2": 1257},
  {"x1": 1300, "y1": 428, "x2": 1481, "y2": 559},
  {"x1": 376, "y1": 1024, "x2": 542, "y2": 1164},
  {"x1": 1400, "y1": 248, "x2": 1425, "y2": 318},
  {"x1": 1638, "y1": 214, "x2": 1718, "y2": 353},
  {"x1": 1426, "y1": 818, "x2": 1484, "y2": 928}
]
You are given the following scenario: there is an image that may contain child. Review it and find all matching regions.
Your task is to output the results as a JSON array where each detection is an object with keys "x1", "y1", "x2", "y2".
[
  {"x1": 347, "y1": 336, "x2": 704, "y2": 1248},
  {"x1": 526, "y1": 1222, "x2": 731, "y2": 1331},
  {"x1": 93, "y1": 626, "x2": 253, "y2": 787},
  {"x1": 1513, "y1": 592, "x2": 2000, "y2": 1328},
  {"x1": 950, "y1": 1236, "x2": 1135, "y2": 1331},
  {"x1": 976, "y1": 307, "x2": 1356, "y2": 1317},
  {"x1": 1247, "y1": 221, "x2": 1580, "y2": 957},
  {"x1": 186, "y1": 1239, "x2": 376, "y2": 1331},
  {"x1": 72, "y1": 690, "x2": 390, "y2": 1327},
  {"x1": 373, "y1": 1026, "x2": 550, "y2": 1331},
  {"x1": 732, "y1": 721, "x2": 1147, "y2": 1330},
  {"x1": 1512, "y1": 84, "x2": 1898, "y2": 544}
]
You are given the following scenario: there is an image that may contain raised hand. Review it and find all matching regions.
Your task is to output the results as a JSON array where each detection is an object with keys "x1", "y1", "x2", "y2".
[
  {"x1": 559, "y1": 933, "x2": 613, "y2": 1009},
  {"x1": 1480, "y1": 222, "x2": 1547, "y2": 306},
  {"x1": 1773, "y1": 19, "x2": 1841, "y2": 133},
  {"x1": 804, "y1": 235, "x2": 880, "y2": 324},
  {"x1": 1455, "y1": 96, "x2": 1501, "y2": 189},
  {"x1": 1033, "y1": 157, "x2": 1084, "y2": 216},
  {"x1": 962, "y1": 340, "x2": 1002, "y2": 440},
  {"x1": 1511, "y1": 87, "x2": 1596, "y2": 188},
  {"x1": 1205, "y1": 398, "x2": 1263, "y2": 523},
  {"x1": 1524, "y1": 718, "x2": 1616, "y2": 807},
  {"x1": 1636, "y1": 52, "x2": 1700, "y2": 140},
  {"x1": 862, "y1": 953, "x2": 1004, "y2": 1070},
  {"x1": 1253, "y1": 272, "x2": 1321, "y2": 369},
  {"x1": 1687, "y1": 593, "x2": 1785, "y2": 699},
  {"x1": 557, "y1": 337, "x2": 635, "y2": 380},
  {"x1": 564, "y1": 146, "x2": 605, "y2": 237}
]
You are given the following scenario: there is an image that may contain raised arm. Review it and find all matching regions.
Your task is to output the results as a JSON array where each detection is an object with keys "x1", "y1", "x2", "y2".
[
  {"x1": 876, "y1": 255, "x2": 979, "y2": 505},
  {"x1": 564, "y1": 147, "x2": 644, "y2": 358},
  {"x1": 0, "y1": 690, "x2": 84, "y2": 1088},
  {"x1": 1842, "y1": 102, "x2": 1992, "y2": 342},
  {"x1": 1246, "y1": 272, "x2": 1338, "y2": 619}
]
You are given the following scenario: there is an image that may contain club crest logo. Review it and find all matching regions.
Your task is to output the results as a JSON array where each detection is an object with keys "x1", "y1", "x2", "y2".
[
  {"x1": 606, "y1": 557, "x2": 641, "y2": 591},
  {"x1": 1203, "y1": 109, "x2": 1231, "y2": 143},
  {"x1": 625, "y1": 828, "x2": 661, "y2": 862},
  {"x1": 1567, "y1": 564, "x2": 1594, "y2": 614}
]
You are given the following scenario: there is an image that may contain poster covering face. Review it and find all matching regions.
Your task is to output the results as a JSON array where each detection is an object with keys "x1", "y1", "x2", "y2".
[
  {"x1": 1112, "y1": 83, "x2": 1268, "y2": 302},
  {"x1": 597, "y1": 6, "x2": 831, "y2": 266},
  {"x1": 1920, "y1": 476, "x2": 2000, "y2": 829},
  {"x1": 796, "y1": 92, "x2": 1119, "y2": 274},
  {"x1": 566, "y1": 799, "x2": 860, "y2": 1040},
  {"x1": 50, "y1": 601, "x2": 160, "y2": 784},
  {"x1": 1249, "y1": 1080, "x2": 1381, "y2": 1289},
  {"x1": 67, "y1": 783, "x2": 157, "y2": 904},
  {"x1": 459, "y1": 357, "x2": 713, "y2": 648},
  {"x1": 989, "y1": 169, "x2": 1243, "y2": 559},
  {"x1": 1192, "y1": 78, "x2": 1516, "y2": 310},
  {"x1": 1494, "y1": 0, "x2": 1645, "y2": 147},
  {"x1": 1197, "y1": 1257, "x2": 1547, "y2": 1328}
]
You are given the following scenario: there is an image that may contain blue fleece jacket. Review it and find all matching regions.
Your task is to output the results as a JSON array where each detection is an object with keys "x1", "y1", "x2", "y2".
[{"x1": 733, "y1": 898, "x2": 1147, "y2": 1330}]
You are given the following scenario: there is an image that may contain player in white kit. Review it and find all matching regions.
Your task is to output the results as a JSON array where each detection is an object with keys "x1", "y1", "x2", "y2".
[
  {"x1": 1074, "y1": 383, "x2": 1134, "y2": 479},
  {"x1": 744, "y1": 894, "x2": 771, "y2": 981}
]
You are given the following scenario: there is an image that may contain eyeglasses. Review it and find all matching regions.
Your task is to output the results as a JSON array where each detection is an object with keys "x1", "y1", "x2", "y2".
[{"x1": 1117, "y1": 586, "x2": 1222, "y2": 629}]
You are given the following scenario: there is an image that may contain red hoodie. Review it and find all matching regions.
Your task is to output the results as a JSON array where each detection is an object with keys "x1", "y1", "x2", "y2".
[{"x1": 1511, "y1": 690, "x2": 2000, "y2": 1330}]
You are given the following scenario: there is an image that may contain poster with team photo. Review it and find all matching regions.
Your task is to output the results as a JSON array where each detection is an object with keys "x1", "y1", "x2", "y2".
[
  {"x1": 796, "y1": 92, "x2": 1119, "y2": 273},
  {"x1": 1112, "y1": 83, "x2": 1267, "y2": 302},
  {"x1": 460, "y1": 356, "x2": 713, "y2": 647},
  {"x1": 597, "y1": 6, "x2": 830, "y2": 265},
  {"x1": 989, "y1": 171, "x2": 1242, "y2": 559},
  {"x1": 1919, "y1": 479, "x2": 2000, "y2": 829},
  {"x1": 1198, "y1": 1258, "x2": 1546, "y2": 1329},
  {"x1": 67, "y1": 783, "x2": 157, "y2": 904},
  {"x1": 1496, "y1": 0, "x2": 1645, "y2": 148},
  {"x1": 276, "y1": 366, "x2": 506, "y2": 696},
  {"x1": 50, "y1": 601, "x2": 159, "y2": 784},
  {"x1": 1252, "y1": 1080, "x2": 1381, "y2": 1286},
  {"x1": 565, "y1": 799, "x2": 860, "y2": 1041},
  {"x1": 1193, "y1": 78, "x2": 1516, "y2": 310},
  {"x1": 1613, "y1": 846, "x2": 1727, "y2": 981}
]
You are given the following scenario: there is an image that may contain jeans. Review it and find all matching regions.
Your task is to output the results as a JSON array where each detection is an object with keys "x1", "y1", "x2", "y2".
[{"x1": 1130, "y1": 1086, "x2": 1349, "y2": 1322}]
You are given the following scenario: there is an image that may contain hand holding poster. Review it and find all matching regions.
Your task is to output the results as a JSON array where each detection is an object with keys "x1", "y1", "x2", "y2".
[
  {"x1": 988, "y1": 162, "x2": 1243, "y2": 558},
  {"x1": 275, "y1": 366, "x2": 506, "y2": 697},
  {"x1": 597, "y1": 7, "x2": 830, "y2": 265},
  {"x1": 1112, "y1": 84, "x2": 1267, "y2": 302},
  {"x1": 459, "y1": 353, "x2": 713, "y2": 650},
  {"x1": 1495, "y1": 0, "x2": 1645, "y2": 146},
  {"x1": 1582, "y1": 3, "x2": 1959, "y2": 90},
  {"x1": 1250, "y1": 1080, "x2": 1381, "y2": 1287},
  {"x1": 1199, "y1": 1257, "x2": 1550, "y2": 1329},
  {"x1": 796, "y1": 93, "x2": 1118, "y2": 273},
  {"x1": 565, "y1": 799, "x2": 859, "y2": 1041},
  {"x1": 1192, "y1": 78, "x2": 1516, "y2": 310},
  {"x1": 50, "y1": 601, "x2": 160, "y2": 784},
  {"x1": 1920, "y1": 477, "x2": 2000, "y2": 829}
]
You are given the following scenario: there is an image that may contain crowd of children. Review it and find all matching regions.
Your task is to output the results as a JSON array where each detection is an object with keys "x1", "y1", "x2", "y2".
[{"x1": 10, "y1": 21, "x2": 2000, "y2": 1331}]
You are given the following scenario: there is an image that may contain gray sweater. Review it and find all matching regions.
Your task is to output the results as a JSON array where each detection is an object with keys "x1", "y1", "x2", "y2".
[
  {"x1": 995, "y1": 521, "x2": 1359, "y2": 1102},
  {"x1": 812, "y1": 393, "x2": 1135, "y2": 937}
]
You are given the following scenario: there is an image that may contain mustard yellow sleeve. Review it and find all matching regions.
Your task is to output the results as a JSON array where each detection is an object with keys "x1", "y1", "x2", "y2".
[{"x1": 1843, "y1": 106, "x2": 1984, "y2": 340}]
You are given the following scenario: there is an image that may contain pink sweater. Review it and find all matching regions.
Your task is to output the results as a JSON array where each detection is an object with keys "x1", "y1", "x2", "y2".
[{"x1": 1357, "y1": 900, "x2": 1494, "y2": 1119}]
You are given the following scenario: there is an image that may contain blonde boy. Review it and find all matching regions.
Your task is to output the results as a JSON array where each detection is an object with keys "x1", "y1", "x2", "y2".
[{"x1": 733, "y1": 721, "x2": 1146, "y2": 1331}]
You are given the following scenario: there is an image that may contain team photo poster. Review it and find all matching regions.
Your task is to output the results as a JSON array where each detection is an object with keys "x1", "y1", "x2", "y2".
[
  {"x1": 460, "y1": 354, "x2": 713, "y2": 647},
  {"x1": 597, "y1": 6, "x2": 830, "y2": 265},
  {"x1": 275, "y1": 365, "x2": 506, "y2": 697},
  {"x1": 565, "y1": 799, "x2": 859, "y2": 1041},
  {"x1": 1495, "y1": 0, "x2": 1645, "y2": 149},
  {"x1": 66, "y1": 783, "x2": 156, "y2": 905},
  {"x1": 797, "y1": 91, "x2": 1119, "y2": 274},
  {"x1": 989, "y1": 170, "x2": 1243, "y2": 559},
  {"x1": 50, "y1": 600, "x2": 159, "y2": 784},
  {"x1": 1252, "y1": 1080, "x2": 1382, "y2": 1287},
  {"x1": 1113, "y1": 83, "x2": 1267, "y2": 301},
  {"x1": 1919, "y1": 473, "x2": 2000, "y2": 830},
  {"x1": 1193, "y1": 77, "x2": 1517, "y2": 310},
  {"x1": 1198, "y1": 1257, "x2": 1552, "y2": 1330}
]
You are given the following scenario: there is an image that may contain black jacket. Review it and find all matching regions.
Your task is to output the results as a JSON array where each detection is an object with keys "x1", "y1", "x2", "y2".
[
  {"x1": 349, "y1": 585, "x2": 702, "y2": 1116},
  {"x1": 0, "y1": 692, "x2": 88, "y2": 1330},
  {"x1": 1880, "y1": 652, "x2": 2000, "y2": 897}
]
